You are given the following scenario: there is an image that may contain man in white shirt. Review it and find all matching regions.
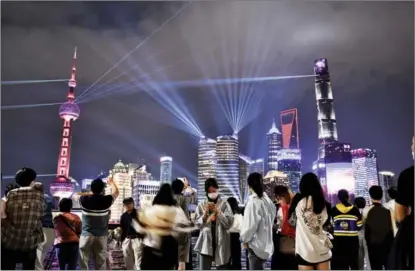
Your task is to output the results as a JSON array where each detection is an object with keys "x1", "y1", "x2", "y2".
[{"x1": 384, "y1": 187, "x2": 398, "y2": 236}]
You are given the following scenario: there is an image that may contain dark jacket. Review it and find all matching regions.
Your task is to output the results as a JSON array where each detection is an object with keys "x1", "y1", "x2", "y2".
[{"x1": 365, "y1": 203, "x2": 394, "y2": 247}]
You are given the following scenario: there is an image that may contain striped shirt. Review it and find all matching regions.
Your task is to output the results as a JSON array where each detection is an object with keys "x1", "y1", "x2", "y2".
[{"x1": 79, "y1": 194, "x2": 115, "y2": 236}]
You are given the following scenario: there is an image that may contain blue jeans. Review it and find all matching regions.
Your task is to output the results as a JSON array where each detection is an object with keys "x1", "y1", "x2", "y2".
[
  {"x1": 56, "y1": 242, "x2": 79, "y2": 270},
  {"x1": 247, "y1": 248, "x2": 266, "y2": 270}
]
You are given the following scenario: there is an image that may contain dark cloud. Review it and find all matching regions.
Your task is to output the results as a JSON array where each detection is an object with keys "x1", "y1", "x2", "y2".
[{"x1": 1, "y1": 1, "x2": 413, "y2": 190}]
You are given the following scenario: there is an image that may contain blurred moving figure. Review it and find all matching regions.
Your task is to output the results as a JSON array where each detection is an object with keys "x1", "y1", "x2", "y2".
[
  {"x1": 133, "y1": 183, "x2": 195, "y2": 270},
  {"x1": 1, "y1": 168, "x2": 45, "y2": 270},
  {"x1": 363, "y1": 186, "x2": 394, "y2": 270},
  {"x1": 294, "y1": 173, "x2": 332, "y2": 270},
  {"x1": 74, "y1": 176, "x2": 119, "y2": 270},
  {"x1": 172, "y1": 179, "x2": 191, "y2": 270},
  {"x1": 53, "y1": 198, "x2": 82, "y2": 270},
  {"x1": 227, "y1": 197, "x2": 243, "y2": 270},
  {"x1": 331, "y1": 189, "x2": 362, "y2": 270},
  {"x1": 120, "y1": 197, "x2": 143, "y2": 270},
  {"x1": 388, "y1": 136, "x2": 414, "y2": 270},
  {"x1": 384, "y1": 187, "x2": 398, "y2": 236},
  {"x1": 240, "y1": 173, "x2": 276, "y2": 270},
  {"x1": 194, "y1": 178, "x2": 234, "y2": 270},
  {"x1": 274, "y1": 185, "x2": 297, "y2": 270},
  {"x1": 353, "y1": 197, "x2": 369, "y2": 270},
  {"x1": 32, "y1": 182, "x2": 55, "y2": 270}
]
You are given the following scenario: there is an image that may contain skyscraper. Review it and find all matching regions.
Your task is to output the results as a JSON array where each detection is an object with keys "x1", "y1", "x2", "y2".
[
  {"x1": 280, "y1": 108, "x2": 300, "y2": 149},
  {"x1": 267, "y1": 119, "x2": 282, "y2": 172},
  {"x1": 216, "y1": 134, "x2": 239, "y2": 200},
  {"x1": 197, "y1": 136, "x2": 217, "y2": 202},
  {"x1": 313, "y1": 143, "x2": 354, "y2": 204},
  {"x1": 160, "y1": 156, "x2": 173, "y2": 184},
  {"x1": 351, "y1": 148, "x2": 379, "y2": 204},
  {"x1": 250, "y1": 159, "x2": 265, "y2": 176},
  {"x1": 379, "y1": 171, "x2": 396, "y2": 202},
  {"x1": 239, "y1": 155, "x2": 251, "y2": 204},
  {"x1": 314, "y1": 58, "x2": 338, "y2": 144},
  {"x1": 50, "y1": 48, "x2": 79, "y2": 200},
  {"x1": 278, "y1": 149, "x2": 302, "y2": 193},
  {"x1": 107, "y1": 160, "x2": 132, "y2": 224}
]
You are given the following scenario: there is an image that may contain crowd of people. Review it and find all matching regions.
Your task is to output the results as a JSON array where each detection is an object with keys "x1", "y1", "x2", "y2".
[{"x1": 0, "y1": 136, "x2": 413, "y2": 270}]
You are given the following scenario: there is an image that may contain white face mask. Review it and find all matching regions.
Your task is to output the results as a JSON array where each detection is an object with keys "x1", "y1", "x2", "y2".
[{"x1": 208, "y1": 192, "x2": 218, "y2": 200}]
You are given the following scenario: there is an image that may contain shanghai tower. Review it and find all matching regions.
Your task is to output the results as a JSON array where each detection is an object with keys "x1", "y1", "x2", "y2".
[{"x1": 314, "y1": 58, "x2": 338, "y2": 144}]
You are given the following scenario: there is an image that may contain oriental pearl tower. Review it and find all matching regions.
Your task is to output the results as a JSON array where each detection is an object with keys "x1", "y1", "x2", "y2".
[{"x1": 50, "y1": 48, "x2": 80, "y2": 200}]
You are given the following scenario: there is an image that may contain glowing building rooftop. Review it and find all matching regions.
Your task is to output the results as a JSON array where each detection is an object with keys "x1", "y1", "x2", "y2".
[{"x1": 267, "y1": 119, "x2": 281, "y2": 135}]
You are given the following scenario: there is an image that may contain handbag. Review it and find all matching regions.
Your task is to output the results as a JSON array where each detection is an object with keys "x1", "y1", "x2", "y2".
[{"x1": 279, "y1": 235, "x2": 295, "y2": 255}]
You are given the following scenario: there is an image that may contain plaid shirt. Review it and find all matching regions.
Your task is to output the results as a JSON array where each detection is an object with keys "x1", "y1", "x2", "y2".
[{"x1": 2, "y1": 186, "x2": 45, "y2": 250}]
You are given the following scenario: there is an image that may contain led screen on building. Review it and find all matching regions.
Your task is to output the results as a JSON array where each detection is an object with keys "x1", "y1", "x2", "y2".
[{"x1": 326, "y1": 163, "x2": 354, "y2": 195}]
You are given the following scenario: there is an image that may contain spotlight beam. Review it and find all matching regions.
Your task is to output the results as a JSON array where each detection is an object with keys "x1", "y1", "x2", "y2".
[
  {"x1": 76, "y1": 2, "x2": 190, "y2": 102},
  {"x1": 1, "y1": 102, "x2": 62, "y2": 110},
  {"x1": 2, "y1": 173, "x2": 56, "y2": 179},
  {"x1": 1, "y1": 79, "x2": 69, "y2": 85}
]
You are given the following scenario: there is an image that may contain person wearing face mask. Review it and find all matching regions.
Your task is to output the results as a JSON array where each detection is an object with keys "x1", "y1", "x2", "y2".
[
  {"x1": 1, "y1": 167, "x2": 45, "y2": 270},
  {"x1": 388, "y1": 135, "x2": 414, "y2": 270},
  {"x1": 194, "y1": 178, "x2": 234, "y2": 270}
]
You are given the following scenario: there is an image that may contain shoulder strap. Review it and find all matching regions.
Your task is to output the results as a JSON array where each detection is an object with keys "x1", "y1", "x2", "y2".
[{"x1": 59, "y1": 214, "x2": 79, "y2": 237}]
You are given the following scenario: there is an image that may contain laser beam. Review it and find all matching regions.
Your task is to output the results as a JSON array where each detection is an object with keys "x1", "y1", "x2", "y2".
[
  {"x1": 1, "y1": 102, "x2": 62, "y2": 110},
  {"x1": 76, "y1": 2, "x2": 190, "y2": 102},
  {"x1": 2, "y1": 173, "x2": 56, "y2": 179},
  {"x1": 1, "y1": 79, "x2": 69, "y2": 85}
]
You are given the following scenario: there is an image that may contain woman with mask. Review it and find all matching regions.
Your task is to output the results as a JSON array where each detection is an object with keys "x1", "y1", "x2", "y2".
[
  {"x1": 240, "y1": 173, "x2": 276, "y2": 270},
  {"x1": 194, "y1": 178, "x2": 234, "y2": 270},
  {"x1": 331, "y1": 189, "x2": 362, "y2": 270}
]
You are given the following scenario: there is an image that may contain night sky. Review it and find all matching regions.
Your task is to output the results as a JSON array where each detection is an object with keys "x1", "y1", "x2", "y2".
[{"x1": 1, "y1": 1, "x2": 414, "y2": 191}]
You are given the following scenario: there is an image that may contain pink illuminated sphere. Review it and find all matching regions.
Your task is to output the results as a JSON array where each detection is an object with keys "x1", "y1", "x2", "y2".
[{"x1": 59, "y1": 102, "x2": 80, "y2": 120}]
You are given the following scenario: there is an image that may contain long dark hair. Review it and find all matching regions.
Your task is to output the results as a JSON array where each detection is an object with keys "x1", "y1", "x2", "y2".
[
  {"x1": 153, "y1": 184, "x2": 176, "y2": 206},
  {"x1": 299, "y1": 172, "x2": 325, "y2": 214},
  {"x1": 227, "y1": 197, "x2": 240, "y2": 215},
  {"x1": 247, "y1": 172, "x2": 264, "y2": 198},
  {"x1": 337, "y1": 189, "x2": 351, "y2": 207}
]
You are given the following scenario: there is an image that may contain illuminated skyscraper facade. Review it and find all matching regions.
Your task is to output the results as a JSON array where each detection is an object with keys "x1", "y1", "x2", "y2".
[
  {"x1": 239, "y1": 155, "x2": 251, "y2": 204},
  {"x1": 313, "y1": 143, "x2": 354, "y2": 204},
  {"x1": 278, "y1": 149, "x2": 302, "y2": 193},
  {"x1": 132, "y1": 165, "x2": 151, "y2": 209},
  {"x1": 351, "y1": 148, "x2": 379, "y2": 204},
  {"x1": 197, "y1": 137, "x2": 217, "y2": 202},
  {"x1": 216, "y1": 134, "x2": 239, "y2": 200},
  {"x1": 160, "y1": 156, "x2": 173, "y2": 184},
  {"x1": 250, "y1": 159, "x2": 265, "y2": 176},
  {"x1": 314, "y1": 58, "x2": 338, "y2": 144},
  {"x1": 267, "y1": 119, "x2": 282, "y2": 172},
  {"x1": 280, "y1": 108, "x2": 300, "y2": 149},
  {"x1": 107, "y1": 160, "x2": 133, "y2": 224},
  {"x1": 379, "y1": 171, "x2": 395, "y2": 202}
]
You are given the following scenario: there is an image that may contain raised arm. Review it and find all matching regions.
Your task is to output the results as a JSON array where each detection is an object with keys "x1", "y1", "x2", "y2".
[
  {"x1": 108, "y1": 175, "x2": 119, "y2": 200},
  {"x1": 195, "y1": 202, "x2": 209, "y2": 228}
]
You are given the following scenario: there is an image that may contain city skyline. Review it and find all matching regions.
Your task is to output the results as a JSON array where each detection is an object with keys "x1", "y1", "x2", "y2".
[{"x1": 1, "y1": 2, "x2": 413, "y2": 192}]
